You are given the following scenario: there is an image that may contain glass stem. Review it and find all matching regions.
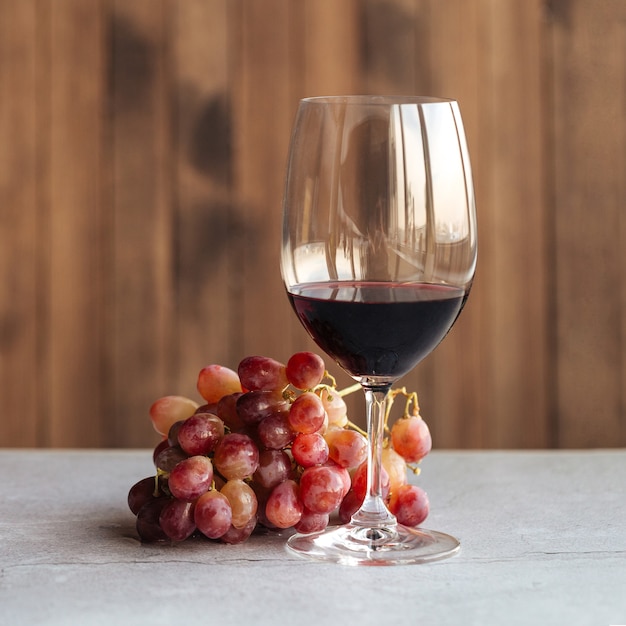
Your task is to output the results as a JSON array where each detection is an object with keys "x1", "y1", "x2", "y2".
[{"x1": 351, "y1": 385, "x2": 397, "y2": 528}]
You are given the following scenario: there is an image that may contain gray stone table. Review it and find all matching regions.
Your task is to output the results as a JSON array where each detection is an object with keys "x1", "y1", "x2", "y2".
[{"x1": 1, "y1": 449, "x2": 625, "y2": 626}]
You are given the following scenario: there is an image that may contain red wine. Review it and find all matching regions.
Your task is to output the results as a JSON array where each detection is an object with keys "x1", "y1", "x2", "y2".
[{"x1": 288, "y1": 282, "x2": 466, "y2": 380}]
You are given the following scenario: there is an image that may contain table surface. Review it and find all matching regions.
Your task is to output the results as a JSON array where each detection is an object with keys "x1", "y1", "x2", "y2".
[{"x1": 1, "y1": 448, "x2": 624, "y2": 626}]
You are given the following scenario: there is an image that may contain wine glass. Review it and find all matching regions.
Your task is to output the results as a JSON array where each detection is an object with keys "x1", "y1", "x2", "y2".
[{"x1": 281, "y1": 95, "x2": 477, "y2": 565}]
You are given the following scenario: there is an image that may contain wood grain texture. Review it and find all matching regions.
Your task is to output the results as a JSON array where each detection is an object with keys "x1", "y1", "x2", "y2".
[
  {"x1": 108, "y1": 0, "x2": 174, "y2": 447},
  {"x1": 172, "y1": 0, "x2": 234, "y2": 403},
  {"x1": 0, "y1": 0, "x2": 40, "y2": 446},
  {"x1": 551, "y1": 0, "x2": 626, "y2": 447},
  {"x1": 46, "y1": 0, "x2": 107, "y2": 447},
  {"x1": 0, "y1": 0, "x2": 624, "y2": 448},
  {"x1": 472, "y1": 0, "x2": 550, "y2": 448},
  {"x1": 230, "y1": 0, "x2": 302, "y2": 365},
  {"x1": 415, "y1": 0, "x2": 488, "y2": 449}
]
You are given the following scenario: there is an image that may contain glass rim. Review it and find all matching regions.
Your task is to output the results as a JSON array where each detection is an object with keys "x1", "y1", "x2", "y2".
[{"x1": 300, "y1": 95, "x2": 457, "y2": 106}]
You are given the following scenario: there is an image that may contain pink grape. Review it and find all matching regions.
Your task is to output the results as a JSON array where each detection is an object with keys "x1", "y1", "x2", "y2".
[
  {"x1": 319, "y1": 387, "x2": 348, "y2": 428},
  {"x1": 149, "y1": 395, "x2": 199, "y2": 436},
  {"x1": 324, "y1": 428, "x2": 368, "y2": 469},
  {"x1": 168, "y1": 455, "x2": 214, "y2": 501},
  {"x1": 390, "y1": 416, "x2": 432, "y2": 463},
  {"x1": 159, "y1": 499, "x2": 196, "y2": 542},
  {"x1": 197, "y1": 364, "x2": 242, "y2": 404},
  {"x1": 288, "y1": 392, "x2": 326, "y2": 434},
  {"x1": 294, "y1": 508, "x2": 329, "y2": 534},
  {"x1": 213, "y1": 433, "x2": 260, "y2": 480},
  {"x1": 257, "y1": 413, "x2": 295, "y2": 450},
  {"x1": 220, "y1": 514, "x2": 257, "y2": 544},
  {"x1": 299, "y1": 465, "x2": 345, "y2": 514},
  {"x1": 253, "y1": 449, "x2": 292, "y2": 490},
  {"x1": 327, "y1": 461, "x2": 351, "y2": 497},
  {"x1": 286, "y1": 352, "x2": 325, "y2": 390},
  {"x1": 221, "y1": 479, "x2": 258, "y2": 529},
  {"x1": 388, "y1": 484, "x2": 430, "y2": 527},
  {"x1": 236, "y1": 390, "x2": 288, "y2": 427},
  {"x1": 351, "y1": 461, "x2": 390, "y2": 501},
  {"x1": 194, "y1": 490, "x2": 233, "y2": 539},
  {"x1": 265, "y1": 479, "x2": 303, "y2": 528},
  {"x1": 177, "y1": 412, "x2": 225, "y2": 456},
  {"x1": 382, "y1": 446, "x2": 408, "y2": 493},
  {"x1": 291, "y1": 432, "x2": 329, "y2": 467},
  {"x1": 238, "y1": 356, "x2": 288, "y2": 391}
]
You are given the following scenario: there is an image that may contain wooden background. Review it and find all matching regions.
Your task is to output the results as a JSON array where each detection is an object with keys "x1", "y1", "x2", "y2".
[{"x1": 1, "y1": 0, "x2": 625, "y2": 449}]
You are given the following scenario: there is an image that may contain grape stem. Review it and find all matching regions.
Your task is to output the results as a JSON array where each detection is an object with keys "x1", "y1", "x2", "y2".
[
  {"x1": 336, "y1": 382, "x2": 362, "y2": 397},
  {"x1": 313, "y1": 379, "x2": 421, "y2": 442},
  {"x1": 153, "y1": 472, "x2": 163, "y2": 497},
  {"x1": 406, "y1": 463, "x2": 422, "y2": 476},
  {"x1": 345, "y1": 419, "x2": 367, "y2": 437},
  {"x1": 322, "y1": 371, "x2": 338, "y2": 388},
  {"x1": 383, "y1": 387, "x2": 420, "y2": 433}
]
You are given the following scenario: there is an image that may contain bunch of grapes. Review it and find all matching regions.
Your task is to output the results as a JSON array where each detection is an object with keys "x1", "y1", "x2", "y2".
[{"x1": 128, "y1": 351, "x2": 433, "y2": 544}]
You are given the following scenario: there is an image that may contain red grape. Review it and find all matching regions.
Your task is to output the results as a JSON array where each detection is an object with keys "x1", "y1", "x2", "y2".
[
  {"x1": 166, "y1": 420, "x2": 184, "y2": 446},
  {"x1": 237, "y1": 390, "x2": 288, "y2": 427},
  {"x1": 220, "y1": 514, "x2": 258, "y2": 544},
  {"x1": 253, "y1": 449, "x2": 292, "y2": 490},
  {"x1": 257, "y1": 412, "x2": 295, "y2": 450},
  {"x1": 168, "y1": 455, "x2": 214, "y2": 501},
  {"x1": 286, "y1": 351, "x2": 325, "y2": 390},
  {"x1": 154, "y1": 445, "x2": 188, "y2": 473},
  {"x1": 338, "y1": 489, "x2": 363, "y2": 523},
  {"x1": 255, "y1": 495, "x2": 278, "y2": 530},
  {"x1": 388, "y1": 484, "x2": 430, "y2": 527},
  {"x1": 213, "y1": 433, "x2": 260, "y2": 480},
  {"x1": 291, "y1": 432, "x2": 329, "y2": 467},
  {"x1": 159, "y1": 499, "x2": 196, "y2": 542},
  {"x1": 216, "y1": 392, "x2": 244, "y2": 431},
  {"x1": 265, "y1": 479, "x2": 303, "y2": 528},
  {"x1": 299, "y1": 465, "x2": 345, "y2": 514},
  {"x1": 128, "y1": 476, "x2": 159, "y2": 515},
  {"x1": 351, "y1": 461, "x2": 390, "y2": 501},
  {"x1": 288, "y1": 392, "x2": 326, "y2": 434},
  {"x1": 152, "y1": 439, "x2": 170, "y2": 465},
  {"x1": 294, "y1": 508, "x2": 329, "y2": 534},
  {"x1": 238, "y1": 355, "x2": 288, "y2": 391},
  {"x1": 177, "y1": 412, "x2": 225, "y2": 456},
  {"x1": 328, "y1": 462, "x2": 351, "y2": 498},
  {"x1": 136, "y1": 497, "x2": 169, "y2": 543},
  {"x1": 390, "y1": 416, "x2": 432, "y2": 463},
  {"x1": 194, "y1": 490, "x2": 233, "y2": 539},
  {"x1": 324, "y1": 428, "x2": 368, "y2": 469}
]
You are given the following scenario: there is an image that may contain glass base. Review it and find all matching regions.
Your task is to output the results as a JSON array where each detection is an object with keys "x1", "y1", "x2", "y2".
[{"x1": 286, "y1": 522, "x2": 460, "y2": 566}]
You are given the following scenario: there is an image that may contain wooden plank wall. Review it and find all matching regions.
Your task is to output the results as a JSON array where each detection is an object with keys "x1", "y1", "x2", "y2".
[{"x1": 1, "y1": 0, "x2": 625, "y2": 449}]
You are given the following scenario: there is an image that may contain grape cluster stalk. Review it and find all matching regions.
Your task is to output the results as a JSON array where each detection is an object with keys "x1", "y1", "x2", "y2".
[{"x1": 128, "y1": 352, "x2": 433, "y2": 544}]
